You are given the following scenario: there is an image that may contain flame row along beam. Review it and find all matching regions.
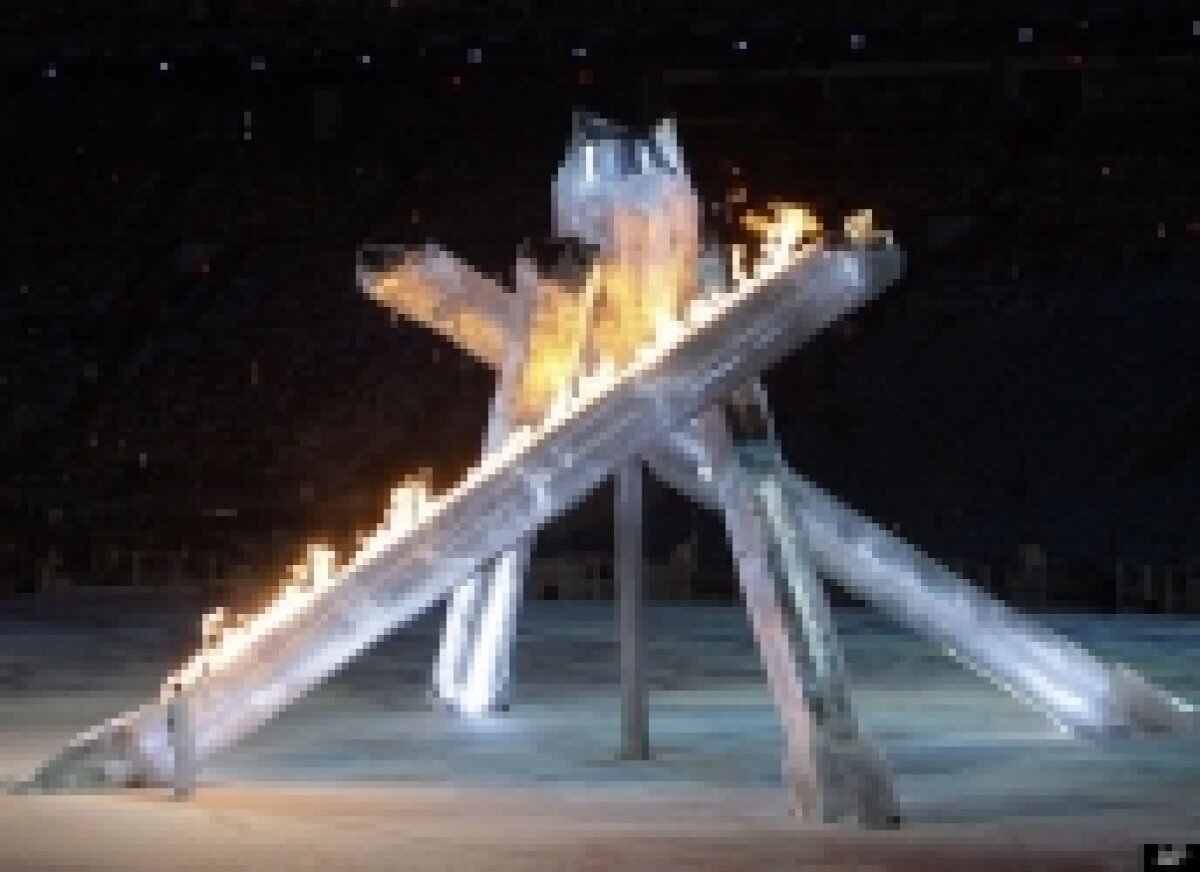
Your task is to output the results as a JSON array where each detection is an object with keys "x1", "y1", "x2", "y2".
[{"x1": 12, "y1": 243, "x2": 900, "y2": 792}]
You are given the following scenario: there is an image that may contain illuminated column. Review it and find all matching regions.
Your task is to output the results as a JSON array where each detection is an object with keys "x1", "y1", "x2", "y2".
[
  {"x1": 695, "y1": 404, "x2": 899, "y2": 826},
  {"x1": 695, "y1": 410, "x2": 821, "y2": 819},
  {"x1": 746, "y1": 453, "x2": 900, "y2": 827},
  {"x1": 431, "y1": 257, "x2": 537, "y2": 714},
  {"x1": 455, "y1": 542, "x2": 530, "y2": 715},
  {"x1": 432, "y1": 571, "x2": 487, "y2": 707},
  {"x1": 736, "y1": 383, "x2": 896, "y2": 826},
  {"x1": 616, "y1": 457, "x2": 649, "y2": 759}
]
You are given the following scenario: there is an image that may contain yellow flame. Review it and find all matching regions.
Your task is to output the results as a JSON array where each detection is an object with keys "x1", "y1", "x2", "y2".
[
  {"x1": 742, "y1": 203, "x2": 821, "y2": 249},
  {"x1": 167, "y1": 197, "x2": 883, "y2": 697},
  {"x1": 167, "y1": 478, "x2": 437, "y2": 693},
  {"x1": 735, "y1": 202, "x2": 824, "y2": 289},
  {"x1": 512, "y1": 207, "x2": 696, "y2": 424},
  {"x1": 843, "y1": 208, "x2": 876, "y2": 244}
]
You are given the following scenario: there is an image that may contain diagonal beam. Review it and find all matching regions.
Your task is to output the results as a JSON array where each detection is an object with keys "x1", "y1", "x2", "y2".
[
  {"x1": 692, "y1": 408, "x2": 898, "y2": 824},
  {"x1": 779, "y1": 471, "x2": 1196, "y2": 737},
  {"x1": 642, "y1": 413, "x2": 1195, "y2": 738},
  {"x1": 12, "y1": 244, "x2": 898, "y2": 794}
]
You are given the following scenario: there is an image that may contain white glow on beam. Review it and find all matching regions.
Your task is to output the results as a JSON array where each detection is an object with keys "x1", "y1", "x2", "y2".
[
  {"x1": 455, "y1": 554, "x2": 522, "y2": 716},
  {"x1": 435, "y1": 576, "x2": 484, "y2": 702}
]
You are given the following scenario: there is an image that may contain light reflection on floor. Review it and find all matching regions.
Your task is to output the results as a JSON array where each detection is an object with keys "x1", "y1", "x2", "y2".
[{"x1": 2, "y1": 597, "x2": 1197, "y2": 826}]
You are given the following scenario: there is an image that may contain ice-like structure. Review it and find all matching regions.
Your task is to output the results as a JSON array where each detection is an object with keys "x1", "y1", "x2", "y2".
[{"x1": 12, "y1": 113, "x2": 1193, "y2": 827}]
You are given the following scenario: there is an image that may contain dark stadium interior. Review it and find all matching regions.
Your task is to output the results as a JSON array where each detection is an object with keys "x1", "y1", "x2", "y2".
[{"x1": 0, "y1": 0, "x2": 1196, "y2": 611}]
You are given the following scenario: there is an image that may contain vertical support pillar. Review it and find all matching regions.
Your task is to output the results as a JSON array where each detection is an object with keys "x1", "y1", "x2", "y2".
[
  {"x1": 617, "y1": 458, "x2": 649, "y2": 760},
  {"x1": 432, "y1": 571, "x2": 487, "y2": 708},
  {"x1": 457, "y1": 543, "x2": 529, "y2": 714},
  {"x1": 167, "y1": 682, "x2": 196, "y2": 800}
]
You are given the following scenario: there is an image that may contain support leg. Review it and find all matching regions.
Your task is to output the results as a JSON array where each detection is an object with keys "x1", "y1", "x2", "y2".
[
  {"x1": 431, "y1": 571, "x2": 487, "y2": 708},
  {"x1": 167, "y1": 685, "x2": 195, "y2": 800},
  {"x1": 455, "y1": 543, "x2": 529, "y2": 715},
  {"x1": 783, "y1": 473, "x2": 1196, "y2": 736},
  {"x1": 695, "y1": 409, "x2": 898, "y2": 825},
  {"x1": 697, "y1": 412, "x2": 821, "y2": 819},
  {"x1": 430, "y1": 254, "x2": 535, "y2": 716},
  {"x1": 645, "y1": 386, "x2": 1194, "y2": 739},
  {"x1": 752, "y1": 458, "x2": 900, "y2": 826},
  {"x1": 617, "y1": 458, "x2": 650, "y2": 760}
]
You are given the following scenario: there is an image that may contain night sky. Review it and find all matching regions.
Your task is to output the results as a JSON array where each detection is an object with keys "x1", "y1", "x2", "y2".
[{"x1": 0, "y1": 2, "x2": 1196, "y2": 608}]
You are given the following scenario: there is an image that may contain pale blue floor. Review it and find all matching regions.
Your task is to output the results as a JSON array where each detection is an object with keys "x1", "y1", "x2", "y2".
[{"x1": 2, "y1": 597, "x2": 1198, "y2": 824}]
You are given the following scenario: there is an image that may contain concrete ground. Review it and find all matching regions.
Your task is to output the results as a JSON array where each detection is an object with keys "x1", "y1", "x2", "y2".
[{"x1": 1, "y1": 597, "x2": 1197, "y2": 870}]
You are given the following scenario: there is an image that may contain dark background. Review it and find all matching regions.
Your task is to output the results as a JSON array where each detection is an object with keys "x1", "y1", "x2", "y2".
[{"x1": 0, "y1": 1, "x2": 1196, "y2": 611}]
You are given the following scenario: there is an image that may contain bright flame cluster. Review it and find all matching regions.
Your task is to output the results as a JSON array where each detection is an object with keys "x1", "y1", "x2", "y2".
[
  {"x1": 166, "y1": 478, "x2": 435, "y2": 694},
  {"x1": 163, "y1": 201, "x2": 869, "y2": 701},
  {"x1": 732, "y1": 203, "x2": 822, "y2": 289}
]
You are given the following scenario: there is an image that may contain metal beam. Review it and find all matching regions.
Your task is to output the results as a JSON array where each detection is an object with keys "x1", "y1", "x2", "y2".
[{"x1": 617, "y1": 458, "x2": 649, "y2": 760}]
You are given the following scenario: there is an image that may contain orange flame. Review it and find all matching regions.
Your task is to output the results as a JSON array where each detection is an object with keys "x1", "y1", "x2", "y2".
[{"x1": 167, "y1": 197, "x2": 881, "y2": 696}]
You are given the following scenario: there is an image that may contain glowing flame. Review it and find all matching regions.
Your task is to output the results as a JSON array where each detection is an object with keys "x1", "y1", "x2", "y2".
[
  {"x1": 653, "y1": 306, "x2": 687, "y2": 348},
  {"x1": 165, "y1": 192, "x2": 883, "y2": 705},
  {"x1": 843, "y1": 208, "x2": 876, "y2": 244},
  {"x1": 738, "y1": 202, "x2": 822, "y2": 287},
  {"x1": 167, "y1": 478, "x2": 436, "y2": 693}
]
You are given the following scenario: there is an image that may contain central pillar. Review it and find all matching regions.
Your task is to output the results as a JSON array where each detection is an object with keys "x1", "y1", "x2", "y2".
[
  {"x1": 167, "y1": 682, "x2": 196, "y2": 800},
  {"x1": 617, "y1": 458, "x2": 649, "y2": 760}
]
